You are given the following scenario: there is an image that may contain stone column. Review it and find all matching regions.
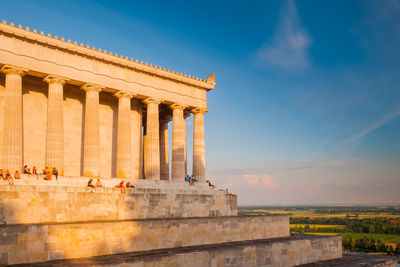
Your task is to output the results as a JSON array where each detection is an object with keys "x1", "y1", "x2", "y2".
[
  {"x1": 82, "y1": 84, "x2": 103, "y2": 177},
  {"x1": 131, "y1": 100, "x2": 142, "y2": 179},
  {"x1": 1, "y1": 65, "x2": 28, "y2": 172},
  {"x1": 184, "y1": 112, "x2": 190, "y2": 175},
  {"x1": 159, "y1": 117, "x2": 170, "y2": 180},
  {"x1": 115, "y1": 91, "x2": 134, "y2": 178},
  {"x1": 43, "y1": 75, "x2": 68, "y2": 175},
  {"x1": 192, "y1": 108, "x2": 207, "y2": 182},
  {"x1": 171, "y1": 104, "x2": 186, "y2": 181},
  {"x1": 143, "y1": 98, "x2": 161, "y2": 180}
]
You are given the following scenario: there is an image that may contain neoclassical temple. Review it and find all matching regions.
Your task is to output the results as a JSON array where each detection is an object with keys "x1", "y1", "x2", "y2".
[{"x1": 0, "y1": 21, "x2": 215, "y2": 181}]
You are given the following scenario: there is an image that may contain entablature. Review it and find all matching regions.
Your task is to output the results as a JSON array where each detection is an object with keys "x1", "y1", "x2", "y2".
[{"x1": 0, "y1": 21, "x2": 214, "y2": 109}]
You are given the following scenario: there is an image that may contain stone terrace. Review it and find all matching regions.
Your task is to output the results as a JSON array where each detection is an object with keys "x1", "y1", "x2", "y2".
[{"x1": 0, "y1": 175, "x2": 236, "y2": 224}]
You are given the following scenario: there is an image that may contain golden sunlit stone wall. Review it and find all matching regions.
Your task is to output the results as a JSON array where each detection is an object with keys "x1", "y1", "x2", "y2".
[
  {"x1": 96, "y1": 236, "x2": 343, "y2": 267},
  {"x1": 0, "y1": 185, "x2": 237, "y2": 224},
  {"x1": 0, "y1": 215, "x2": 289, "y2": 265}
]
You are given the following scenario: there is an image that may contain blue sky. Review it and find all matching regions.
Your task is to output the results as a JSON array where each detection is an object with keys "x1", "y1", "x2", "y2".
[{"x1": 2, "y1": 0, "x2": 400, "y2": 205}]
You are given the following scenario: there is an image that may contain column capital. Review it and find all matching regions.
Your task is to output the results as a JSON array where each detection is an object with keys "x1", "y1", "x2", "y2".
[
  {"x1": 143, "y1": 97, "x2": 161, "y2": 105},
  {"x1": 1, "y1": 65, "x2": 28, "y2": 76},
  {"x1": 192, "y1": 107, "x2": 208, "y2": 114},
  {"x1": 170, "y1": 103, "x2": 187, "y2": 110},
  {"x1": 81, "y1": 83, "x2": 104, "y2": 92},
  {"x1": 43, "y1": 74, "x2": 69, "y2": 85},
  {"x1": 114, "y1": 91, "x2": 135, "y2": 99}
]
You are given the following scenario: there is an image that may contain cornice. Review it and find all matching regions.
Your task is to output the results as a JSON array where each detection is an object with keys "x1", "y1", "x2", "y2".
[{"x1": 0, "y1": 20, "x2": 216, "y2": 91}]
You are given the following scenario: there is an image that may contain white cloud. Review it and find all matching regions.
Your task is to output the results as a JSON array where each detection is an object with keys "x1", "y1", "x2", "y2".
[
  {"x1": 242, "y1": 173, "x2": 279, "y2": 189},
  {"x1": 257, "y1": 0, "x2": 312, "y2": 69}
]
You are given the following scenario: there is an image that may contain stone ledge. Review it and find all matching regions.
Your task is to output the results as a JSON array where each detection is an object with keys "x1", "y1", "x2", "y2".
[
  {"x1": 0, "y1": 214, "x2": 285, "y2": 227},
  {"x1": 7, "y1": 235, "x2": 342, "y2": 267},
  {"x1": 0, "y1": 175, "x2": 218, "y2": 192}
]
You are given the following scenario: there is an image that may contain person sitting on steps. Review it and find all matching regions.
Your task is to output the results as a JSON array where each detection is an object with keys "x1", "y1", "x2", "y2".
[
  {"x1": 23, "y1": 165, "x2": 31, "y2": 174},
  {"x1": 32, "y1": 166, "x2": 37, "y2": 174},
  {"x1": 206, "y1": 180, "x2": 215, "y2": 189},
  {"x1": 43, "y1": 167, "x2": 52, "y2": 180},
  {"x1": 185, "y1": 175, "x2": 190, "y2": 182},
  {"x1": 14, "y1": 170, "x2": 21, "y2": 179},
  {"x1": 117, "y1": 180, "x2": 126, "y2": 193},
  {"x1": 87, "y1": 179, "x2": 95, "y2": 188},
  {"x1": 52, "y1": 167, "x2": 59, "y2": 180},
  {"x1": 6, "y1": 170, "x2": 13, "y2": 185},
  {"x1": 126, "y1": 182, "x2": 135, "y2": 188}
]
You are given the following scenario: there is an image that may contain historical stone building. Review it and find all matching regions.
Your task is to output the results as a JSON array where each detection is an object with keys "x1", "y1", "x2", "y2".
[{"x1": 0, "y1": 20, "x2": 213, "y2": 181}]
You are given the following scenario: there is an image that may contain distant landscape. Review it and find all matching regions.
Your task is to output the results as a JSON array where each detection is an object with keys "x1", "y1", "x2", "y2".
[{"x1": 238, "y1": 206, "x2": 400, "y2": 256}]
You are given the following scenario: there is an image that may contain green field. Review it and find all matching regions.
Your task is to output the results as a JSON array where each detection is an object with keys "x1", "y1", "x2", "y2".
[
  {"x1": 290, "y1": 224, "x2": 345, "y2": 229},
  {"x1": 239, "y1": 209, "x2": 400, "y2": 219},
  {"x1": 305, "y1": 232, "x2": 400, "y2": 244}
]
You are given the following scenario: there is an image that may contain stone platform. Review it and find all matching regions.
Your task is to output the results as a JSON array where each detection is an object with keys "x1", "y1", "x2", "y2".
[
  {"x1": 6, "y1": 234, "x2": 343, "y2": 267},
  {"x1": 0, "y1": 215, "x2": 289, "y2": 265},
  {"x1": 0, "y1": 175, "x2": 236, "y2": 224}
]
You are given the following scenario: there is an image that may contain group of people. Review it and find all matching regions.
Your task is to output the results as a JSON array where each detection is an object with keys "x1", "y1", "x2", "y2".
[
  {"x1": 0, "y1": 165, "x2": 61, "y2": 185},
  {"x1": 23, "y1": 165, "x2": 59, "y2": 181},
  {"x1": 0, "y1": 169, "x2": 21, "y2": 185},
  {"x1": 184, "y1": 175, "x2": 198, "y2": 185},
  {"x1": 184, "y1": 175, "x2": 217, "y2": 189},
  {"x1": 2, "y1": 166, "x2": 225, "y2": 194},
  {"x1": 87, "y1": 178, "x2": 103, "y2": 188},
  {"x1": 87, "y1": 178, "x2": 135, "y2": 193},
  {"x1": 116, "y1": 180, "x2": 135, "y2": 193}
]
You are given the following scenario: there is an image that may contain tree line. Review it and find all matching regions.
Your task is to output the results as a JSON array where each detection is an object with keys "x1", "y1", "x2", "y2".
[
  {"x1": 290, "y1": 217, "x2": 400, "y2": 235},
  {"x1": 342, "y1": 237, "x2": 400, "y2": 256}
]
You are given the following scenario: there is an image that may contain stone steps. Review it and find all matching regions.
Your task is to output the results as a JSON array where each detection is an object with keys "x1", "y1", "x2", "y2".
[{"x1": 7, "y1": 234, "x2": 343, "y2": 267}]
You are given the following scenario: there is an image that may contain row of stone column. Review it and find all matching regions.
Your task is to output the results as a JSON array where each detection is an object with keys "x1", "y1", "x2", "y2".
[{"x1": 0, "y1": 65, "x2": 207, "y2": 182}]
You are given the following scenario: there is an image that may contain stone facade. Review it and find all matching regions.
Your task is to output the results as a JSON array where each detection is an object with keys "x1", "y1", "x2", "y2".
[{"x1": 0, "y1": 21, "x2": 215, "y2": 180}]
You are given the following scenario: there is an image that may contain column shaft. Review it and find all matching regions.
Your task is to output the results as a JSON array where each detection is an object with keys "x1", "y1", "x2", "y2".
[
  {"x1": 184, "y1": 113, "x2": 190, "y2": 175},
  {"x1": 171, "y1": 104, "x2": 186, "y2": 181},
  {"x1": 159, "y1": 119, "x2": 169, "y2": 180},
  {"x1": 143, "y1": 98, "x2": 161, "y2": 180},
  {"x1": 193, "y1": 108, "x2": 207, "y2": 182},
  {"x1": 1, "y1": 65, "x2": 27, "y2": 172},
  {"x1": 44, "y1": 75, "x2": 68, "y2": 175},
  {"x1": 82, "y1": 84, "x2": 103, "y2": 177},
  {"x1": 131, "y1": 100, "x2": 142, "y2": 179},
  {"x1": 115, "y1": 92, "x2": 133, "y2": 178}
]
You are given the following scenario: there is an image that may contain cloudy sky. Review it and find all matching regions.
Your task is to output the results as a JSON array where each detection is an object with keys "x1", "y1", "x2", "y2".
[{"x1": 2, "y1": 0, "x2": 400, "y2": 205}]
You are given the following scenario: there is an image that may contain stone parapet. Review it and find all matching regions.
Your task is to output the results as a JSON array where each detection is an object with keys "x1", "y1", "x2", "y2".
[
  {"x1": 0, "y1": 215, "x2": 289, "y2": 265},
  {"x1": 0, "y1": 183, "x2": 236, "y2": 224},
  {"x1": 0, "y1": 174, "x2": 216, "y2": 190}
]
